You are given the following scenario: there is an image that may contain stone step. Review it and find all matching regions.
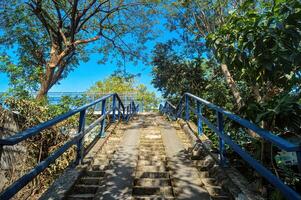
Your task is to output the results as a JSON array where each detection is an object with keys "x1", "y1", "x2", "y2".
[
  {"x1": 92, "y1": 163, "x2": 107, "y2": 169},
  {"x1": 140, "y1": 139, "x2": 163, "y2": 143},
  {"x1": 106, "y1": 141, "x2": 120, "y2": 145},
  {"x1": 140, "y1": 138, "x2": 163, "y2": 141},
  {"x1": 140, "y1": 134, "x2": 162, "y2": 137},
  {"x1": 139, "y1": 145, "x2": 163, "y2": 148},
  {"x1": 132, "y1": 186, "x2": 173, "y2": 196},
  {"x1": 142, "y1": 131, "x2": 161, "y2": 133},
  {"x1": 136, "y1": 165, "x2": 166, "y2": 172},
  {"x1": 198, "y1": 171, "x2": 210, "y2": 178},
  {"x1": 91, "y1": 163, "x2": 109, "y2": 171},
  {"x1": 171, "y1": 177, "x2": 203, "y2": 188},
  {"x1": 104, "y1": 145, "x2": 118, "y2": 150},
  {"x1": 139, "y1": 141, "x2": 163, "y2": 144},
  {"x1": 84, "y1": 170, "x2": 105, "y2": 177},
  {"x1": 139, "y1": 149, "x2": 165, "y2": 155},
  {"x1": 135, "y1": 171, "x2": 170, "y2": 179},
  {"x1": 140, "y1": 153, "x2": 166, "y2": 157},
  {"x1": 78, "y1": 177, "x2": 102, "y2": 185},
  {"x1": 139, "y1": 146, "x2": 164, "y2": 149},
  {"x1": 139, "y1": 144, "x2": 165, "y2": 148},
  {"x1": 95, "y1": 154, "x2": 110, "y2": 160},
  {"x1": 138, "y1": 160, "x2": 167, "y2": 166},
  {"x1": 202, "y1": 178, "x2": 217, "y2": 186},
  {"x1": 71, "y1": 184, "x2": 100, "y2": 194},
  {"x1": 106, "y1": 139, "x2": 120, "y2": 143},
  {"x1": 134, "y1": 178, "x2": 171, "y2": 187},
  {"x1": 132, "y1": 196, "x2": 175, "y2": 200},
  {"x1": 140, "y1": 139, "x2": 162, "y2": 142},
  {"x1": 66, "y1": 193, "x2": 95, "y2": 200},
  {"x1": 138, "y1": 155, "x2": 166, "y2": 161},
  {"x1": 205, "y1": 186, "x2": 224, "y2": 196},
  {"x1": 103, "y1": 149, "x2": 115, "y2": 155},
  {"x1": 139, "y1": 147, "x2": 165, "y2": 151}
]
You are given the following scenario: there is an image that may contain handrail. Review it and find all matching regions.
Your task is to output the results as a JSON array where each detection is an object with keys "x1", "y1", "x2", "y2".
[
  {"x1": 0, "y1": 93, "x2": 139, "y2": 199},
  {"x1": 0, "y1": 94, "x2": 114, "y2": 145},
  {"x1": 160, "y1": 92, "x2": 301, "y2": 200}
]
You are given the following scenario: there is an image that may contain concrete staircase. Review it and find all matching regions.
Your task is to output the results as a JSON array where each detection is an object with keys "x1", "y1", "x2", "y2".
[
  {"x1": 191, "y1": 144, "x2": 230, "y2": 200},
  {"x1": 64, "y1": 130, "x2": 123, "y2": 200},
  {"x1": 42, "y1": 114, "x2": 237, "y2": 200},
  {"x1": 66, "y1": 168, "x2": 105, "y2": 200},
  {"x1": 173, "y1": 123, "x2": 231, "y2": 200},
  {"x1": 132, "y1": 127, "x2": 175, "y2": 199}
]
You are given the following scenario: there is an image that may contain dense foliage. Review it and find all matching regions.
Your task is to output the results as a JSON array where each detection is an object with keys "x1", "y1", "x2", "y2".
[
  {"x1": 1, "y1": 96, "x2": 86, "y2": 198},
  {"x1": 152, "y1": 0, "x2": 301, "y2": 198},
  {"x1": 0, "y1": 0, "x2": 300, "y2": 199},
  {"x1": 0, "y1": 0, "x2": 160, "y2": 99},
  {"x1": 152, "y1": 41, "x2": 233, "y2": 109},
  {"x1": 207, "y1": 0, "x2": 301, "y2": 132}
]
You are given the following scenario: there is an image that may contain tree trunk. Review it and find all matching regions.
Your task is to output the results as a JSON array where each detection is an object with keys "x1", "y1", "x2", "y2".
[
  {"x1": 220, "y1": 63, "x2": 244, "y2": 110},
  {"x1": 36, "y1": 60, "x2": 56, "y2": 100},
  {"x1": 35, "y1": 42, "x2": 70, "y2": 100},
  {"x1": 36, "y1": 84, "x2": 50, "y2": 100},
  {"x1": 220, "y1": 63, "x2": 261, "y2": 138}
]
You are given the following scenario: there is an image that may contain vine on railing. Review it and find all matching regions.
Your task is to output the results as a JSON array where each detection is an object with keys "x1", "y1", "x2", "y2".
[
  {"x1": 160, "y1": 92, "x2": 301, "y2": 200},
  {"x1": 0, "y1": 93, "x2": 139, "y2": 199}
]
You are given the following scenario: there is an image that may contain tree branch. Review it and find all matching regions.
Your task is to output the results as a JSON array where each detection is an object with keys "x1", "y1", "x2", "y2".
[
  {"x1": 70, "y1": 0, "x2": 79, "y2": 42},
  {"x1": 51, "y1": 51, "x2": 75, "y2": 86}
]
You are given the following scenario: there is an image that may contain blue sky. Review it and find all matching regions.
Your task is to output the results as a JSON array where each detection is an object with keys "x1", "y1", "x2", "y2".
[{"x1": 0, "y1": 21, "x2": 179, "y2": 96}]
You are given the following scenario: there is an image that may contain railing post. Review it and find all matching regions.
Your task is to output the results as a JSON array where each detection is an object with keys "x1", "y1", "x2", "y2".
[
  {"x1": 141, "y1": 101, "x2": 144, "y2": 112},
  {"x1": 118, "y1": 101, "x2": 121, "y2": 120},
  {"x1": 100, "y1": 99, "x2": 106, "y2": 138},
  {"x1": 185, "y1": 94, "x2": 190, "y2": 121},
  {"x1": 76, "y1": 109, "x2": 86, "y2": 165},
  {"x1": 178, "y1": 100, "x2": 182, "y2": 118},
  {"x1": 126, "y1": 106, "x2": 129, "y2": 121},
  {"x1": 132, "y1": 102, "x2": 134, "y2": 115},
  {"x1": 217, "y1": 111, "x2": 226, "y2": 167},
  {"x1": 197, "y1": 101, "x2": 203, "y2": 136},
  {"x1": 122, "y1": 106, "x2": 125, "y2": 120},
  {"x1": 128, "y1": 105, "x2": 130, "y2": 120},
  {"x1": 112, "y1": 94, "x2": 116, "y2": 122}
]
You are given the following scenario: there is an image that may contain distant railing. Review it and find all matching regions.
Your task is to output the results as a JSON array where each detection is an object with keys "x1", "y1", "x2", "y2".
[
  {"x1": 0, "y1": 93, "x2": 139, "y2": 199},
  {"x1": 160, "y1": 92, "x2": 301, "y2": 200}
]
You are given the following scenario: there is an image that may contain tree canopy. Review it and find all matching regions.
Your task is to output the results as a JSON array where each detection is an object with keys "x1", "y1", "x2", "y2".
[
  {"x1": 0, "y1": 0, "x2": 160, "y2": 99},
  {"x1": 0, "y1": 0, "x2": 301, "y2": 198},
  {"x1": 151, "y1": 1, "x2": 301, "y2": 197},
  {"x1": 88, "y1": 73, "x2": 159, "y2": 111}
]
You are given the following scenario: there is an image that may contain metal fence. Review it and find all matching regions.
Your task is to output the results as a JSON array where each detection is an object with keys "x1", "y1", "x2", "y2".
[
  {"x1": 160, "y1": 92, "x2": 301, "y2": 200},
  {"x1": 0, "y1": 92, "x2": 148, "y2": 112}
]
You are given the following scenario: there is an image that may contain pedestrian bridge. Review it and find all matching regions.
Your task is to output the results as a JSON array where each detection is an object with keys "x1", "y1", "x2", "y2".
[{"x1": 0, "y1": 93, "x2": 300, "y2": 200}]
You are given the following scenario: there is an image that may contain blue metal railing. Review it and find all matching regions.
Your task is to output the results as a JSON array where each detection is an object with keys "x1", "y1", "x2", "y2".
[
  {"x1": 0, "y1": 93, "x2": 139, "y2": 199},
  {"x1": 160, "y1": 92, "x2": 301, "y2": 200}
]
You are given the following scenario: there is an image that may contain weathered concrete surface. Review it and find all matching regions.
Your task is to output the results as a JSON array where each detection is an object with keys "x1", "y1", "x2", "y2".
[
  {"x1": 40, "y1": 122, "x2": 122, "y2": 200},
  {"x1": 0, "y1": 108, "x2": 25, "y2": 192},
  {"x1": 40, "y1": 113, "x2": 263, "y2": 200},
  {"x1": 39, "y1": 167, "x2": 84, "y2": 200},
  {"x1": 155, "y1": 115, "x2": 211, "y2": 200},
  {"x1": 177, "y1": 118, "x2": 264, "y2": 200},
  {"x1": 95, "y1": 116, "x2": 142, "y2": 200}
]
